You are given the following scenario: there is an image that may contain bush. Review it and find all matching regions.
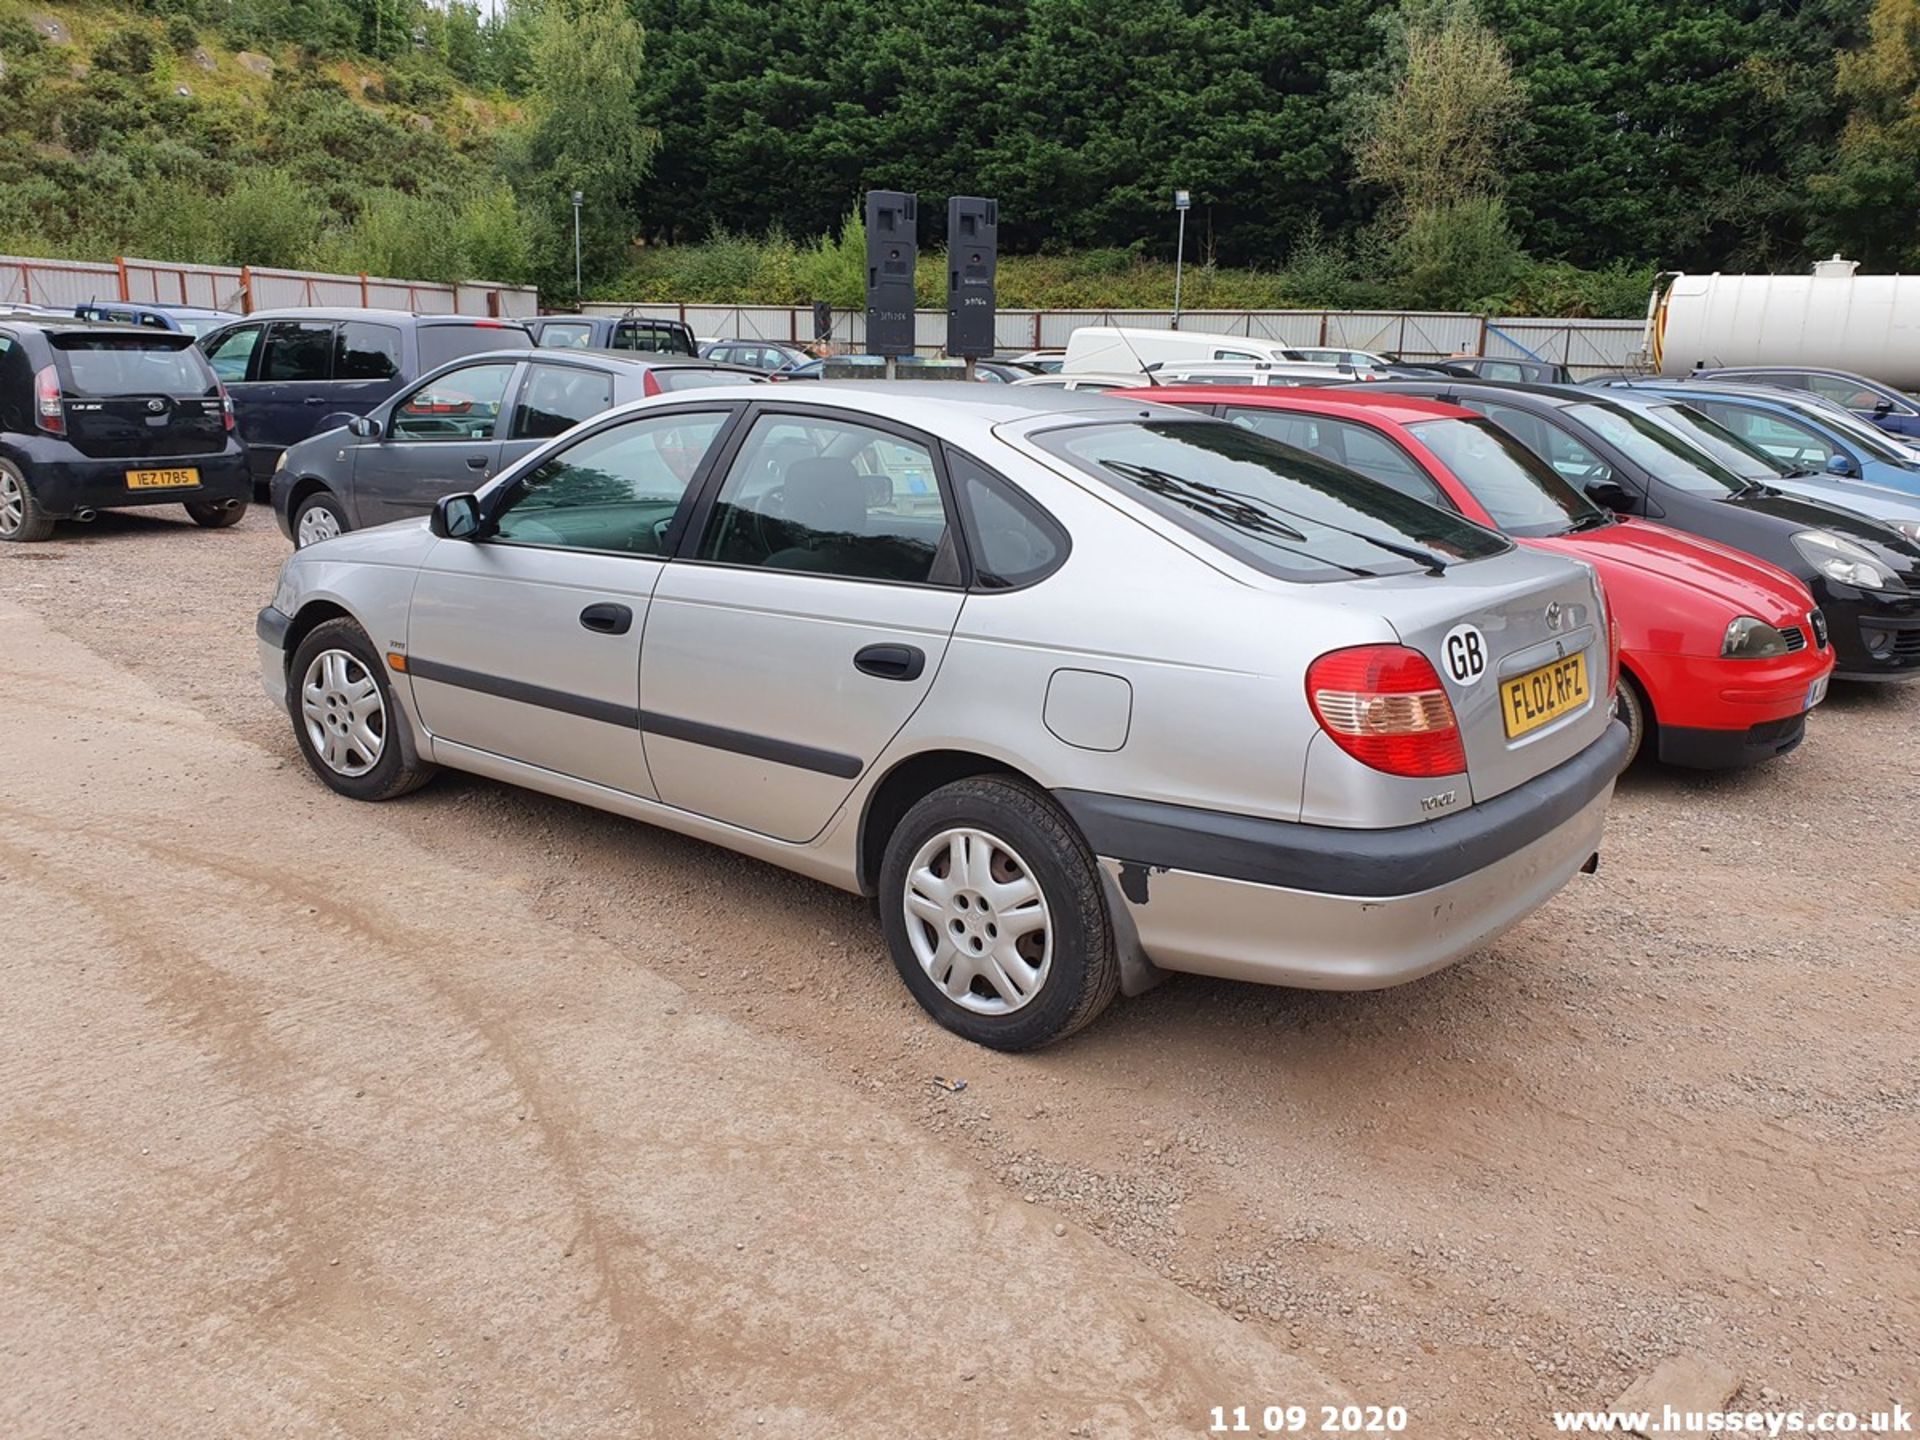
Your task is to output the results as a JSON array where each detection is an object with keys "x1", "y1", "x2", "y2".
[
  {"x1": 94, "y1": 29, "x2": 159, "y2": 76},
  {"x1": 1391, "y1": 196, "x2": 1522, "y2": 310},
  {"x1": 166, "y1": 16, "x2": 199, "y2": 52},
  {"x1": 218, "y1": 168, "x2": 323, "y2": 266}
]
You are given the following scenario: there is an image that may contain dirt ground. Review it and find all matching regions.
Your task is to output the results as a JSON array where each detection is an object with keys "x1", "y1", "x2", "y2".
[{"x1": 3, "y1": 506, "x2": 1916, "y2": 1437}]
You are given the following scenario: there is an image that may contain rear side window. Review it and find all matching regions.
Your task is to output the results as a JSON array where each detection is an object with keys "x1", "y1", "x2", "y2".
[
  {"x1": 1036, "y1": 419, "x2": 1505, "y2": 582},
  {"x1": 335, "y1": 322, "x2": 402, "y2": 381},
  {"x1": 50, "y1": 334, "x2": 214, "y2": 396},
  {"x1": 419, "y1": 322, "x2": 529, "y2": 369},
  {"x1": 948, "y1": 449, "x2": 1067, "y2": 588},
  {"x1": 653, "y1": 368, "x2": 762, "y2": 392},
  {"x1": 511, "y1": 364, "x2": 614, "y2": 440},
  {"x1": 260, "y1": 322, "x2": 335, "y2": 382}
]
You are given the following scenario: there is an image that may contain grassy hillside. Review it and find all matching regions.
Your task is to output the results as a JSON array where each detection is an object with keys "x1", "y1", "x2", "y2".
[{"x1": 0, "y1": 0, "x2": 534, "y2": 283}]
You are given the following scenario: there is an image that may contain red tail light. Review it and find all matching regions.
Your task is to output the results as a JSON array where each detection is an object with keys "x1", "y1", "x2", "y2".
[
  {"x1": 216, "y1": 381, "x2": 235, "y2": 432},
  {"x1": 1306, "y1": 644, "x2": 1467, "y2": 778},
  {"x1": 34, "y1": 364, "x2": 64, "y2": 435},
  {"x1": 642, "y1": 369, "x2": 662, "y2": 397}
]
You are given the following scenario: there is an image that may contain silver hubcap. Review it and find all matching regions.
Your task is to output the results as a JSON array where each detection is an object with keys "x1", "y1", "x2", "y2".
[
  {"x1": 297, "y1": 503, "x2": 342, "y2": 547},
  {"x1": 0, "y1": 473, "x2": 23, "y2": 536},
  {"x1": 300, "y1": 649, "x2": 386, "y2": 777},
  {"x1": 904, "y1": 828, "x2": 1052, "y2": 1015}
]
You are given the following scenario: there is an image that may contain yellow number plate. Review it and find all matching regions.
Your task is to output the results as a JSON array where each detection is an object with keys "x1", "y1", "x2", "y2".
[
  {"x1": 126, "y1": 467, "x2": 200, "y2": 490},
  {"x1": 1500, "y1": 652, "x2": 1590, "y2": 738}
]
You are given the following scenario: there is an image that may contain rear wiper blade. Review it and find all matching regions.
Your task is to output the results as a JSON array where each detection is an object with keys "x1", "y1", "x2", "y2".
[{"x1": 1103, "y1": 462, "x2": 1380, "y2": 577}]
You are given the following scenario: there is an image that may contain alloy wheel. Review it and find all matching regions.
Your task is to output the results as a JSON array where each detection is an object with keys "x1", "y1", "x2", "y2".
[
  {"x1": 903, "y1": 827, "x2": 1053, "y2": 1015},
  {"x1": 0, "y1": 472, "x2": 23, "y2": 537}
]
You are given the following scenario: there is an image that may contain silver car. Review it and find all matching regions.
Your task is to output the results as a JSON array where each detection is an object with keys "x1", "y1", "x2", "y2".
[{"x1": 258, "y1": 384, "x2": 1629, "y2": 1049}]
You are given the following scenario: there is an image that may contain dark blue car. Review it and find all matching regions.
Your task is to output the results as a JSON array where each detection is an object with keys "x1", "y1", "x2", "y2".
[
  {"x1": 196, "y1": 308, "x2": 533, "y2": 487},
  {"x1": 73, "y1": 301, "x2": 238, "y2": 339}
]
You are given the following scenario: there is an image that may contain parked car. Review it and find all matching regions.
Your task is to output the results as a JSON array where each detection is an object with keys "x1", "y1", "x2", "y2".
[
  {"x1": 1145, "y1": 360, "x2": 1370, "y2": 387},
  {"x1": 1389, "y1": 356, "x2": 1577, "y2": 385},
  {"x1": 271, "y1": 350, "x2": 763, "y2": 546},
  {"x1": 258, "y1": 384, "x2": 1628, "y2": 1048},
  {"x1": 1371, "y1": 379, "x2": 1920, "y2": 682},
  {"x1": 73, "y1": 301, "x2": 237, "y2": 339},
  {"x1": 1154, "y1": 385, "x2": 1834, "y2": 767},
  {"x1": 198, "y1": 309, "x2": 534, "y2": 487},
  {"x1": 527, "y1": 314, "x2": 698, "y2": 356},
  {"x1": 1008, "y1": 372, "x2": 1147, "y2": 391},
  {"x1": 1006, "y1": 349, "x2": 1065, "y2": 373},
  {"x1": 1688, "y1": 365, "x2": 1920, "y2": 438},
  {"x1": 699, "y1": 338, "x2": 811, "y2": 371},
  {"x1": 1290, "y1": 346, "x2": 1394, "y2": 370},
  {"x1": 1606, "y1": 380, "x2": 1920, "y2": 502},
  {"x1": 1062, "y1": 326, "x2": 1304, "y2": 374},
  {"x1": 0, "y1": 318, "x2": 250, "y2": 542}
]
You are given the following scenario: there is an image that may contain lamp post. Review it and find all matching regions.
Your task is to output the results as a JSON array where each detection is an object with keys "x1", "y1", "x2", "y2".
[
  {"x1": 571, "y1": 190, "x2": 584, "y2": 302},
  {"x1": 1172, "y1": 188, "x2": 1190, "y2": 329}
]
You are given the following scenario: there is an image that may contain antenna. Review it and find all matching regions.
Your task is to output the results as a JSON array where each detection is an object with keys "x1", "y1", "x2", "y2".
[{"x1": 1111, "y1": 328, "x2": 1161, "y2": 385}]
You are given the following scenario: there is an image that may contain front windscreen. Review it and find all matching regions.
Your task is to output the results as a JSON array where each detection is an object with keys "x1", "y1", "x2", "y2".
[
  {"x1": 1566, "y1": 402, "x2": 1746, "y2": 495},
  {"x1": 1407, "y1": 417, "x2": 1603, "y2": 537},
  {"x1": 1647, "y1": 403, "x2": 1789, "y2": 480},
  {"x1": 1036, "y1": 419, "x2": 1507, "y2": 582}
]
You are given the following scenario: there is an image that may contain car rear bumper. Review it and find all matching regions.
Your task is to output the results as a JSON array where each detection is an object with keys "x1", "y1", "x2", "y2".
[
  {"x1": 20, "y1": 449, "x2": 252, "y2": 515},
  {"x1": 1058, "y1": 719, "x2": 1631, "y2": 990}
]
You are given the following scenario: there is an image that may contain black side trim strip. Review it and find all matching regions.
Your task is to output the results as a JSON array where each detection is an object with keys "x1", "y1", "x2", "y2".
[
  {"x1": 407, "y1": 657, "x2": 641, "y2": 729},
  {"x1": 639, "y1": 711, "x2": 864, "y2": 779},
  {"x1": 406, "y1": 656, "x2": 864, "y2": 778},
  {"x1": 256, "y1": 605, "x2": 292, "y2": 650},
  {"x1": 1056, "y1": 719, "x2": 1630, "y2": 898}
]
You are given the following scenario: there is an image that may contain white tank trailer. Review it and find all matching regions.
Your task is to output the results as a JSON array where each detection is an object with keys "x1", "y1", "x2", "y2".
[{"x1": 1649, "y1": 256, "x2": 1920, "y2": 388}]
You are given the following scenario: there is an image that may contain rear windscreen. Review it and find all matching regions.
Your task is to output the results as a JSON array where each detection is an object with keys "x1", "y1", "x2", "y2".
[
  {"x1": 652, "y1": 368, "x2": 765, "y2": 392},
  {"x1": 50, "y1": 334, "x2": 213, "y2": 395},
  {"x1": 1037, "y1": 419, "x2": 1507, "y2": 581},
  {"x1": 419, "y1": 323, "x2": 533, "y2": 370}
]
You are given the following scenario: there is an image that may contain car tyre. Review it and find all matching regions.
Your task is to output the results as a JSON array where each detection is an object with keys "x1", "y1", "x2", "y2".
[
  {"x1": 185, "y1": 499, "x2": 248, "y2": 529},
  {"x1": 286, "y1": 618, "x2": 436, "y2": 801},
  {"x1": 291, "y1": 491, "x2": 349, "y2": 549},
  {"x1": 0, "y1": 460, "x2": 55, "y2": 543},
  {"x1": 1616, "y1": 673, "x2": 1652, "y2": 765},
  {"x1": 879, "y1": 775, "x2": 1119, "y2": 1050}
]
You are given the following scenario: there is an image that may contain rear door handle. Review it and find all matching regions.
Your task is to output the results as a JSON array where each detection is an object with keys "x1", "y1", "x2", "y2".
[
  {"x1": 579, "y1": 603, "x2": 634, "y2": 636},
  {"x1": 854, "y1": 643, "x2": 925, "y2": 681},
  {"x1": 465, "y1": 455, "x2": 490, "y2": 471}
]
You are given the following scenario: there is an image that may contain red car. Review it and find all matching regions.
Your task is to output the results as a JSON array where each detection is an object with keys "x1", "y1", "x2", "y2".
[{"x1": 1150, "y1": 387, "x2": 1836, "y2": 768}]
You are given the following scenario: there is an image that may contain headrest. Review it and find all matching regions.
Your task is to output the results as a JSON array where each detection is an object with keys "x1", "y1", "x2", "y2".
[{"x1": 783, "y1": 457, "x2": 868, "y2": 536}]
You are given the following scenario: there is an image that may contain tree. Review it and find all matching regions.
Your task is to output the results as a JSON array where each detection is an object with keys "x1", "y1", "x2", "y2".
[
  {"x1": 1810, "y1": 0, "x2": 1920, "y2": 267},
  {"x1": 512, "y1": 0, "x2": 658, "y2": 286}
]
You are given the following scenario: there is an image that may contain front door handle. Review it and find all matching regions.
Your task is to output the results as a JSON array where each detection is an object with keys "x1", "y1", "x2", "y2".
[
  {"x1": 854, "y1": 643, "x2": 925, "y2": 681},
  {"x1": 579, "y1": 603, "x2": 634, "y2": 636},
  {"x1": 304, "y1": 396, "x2": 327, "y2": 405},
  {"x1": 466, "y1": 455, "x2": 490, "y2": 471}
]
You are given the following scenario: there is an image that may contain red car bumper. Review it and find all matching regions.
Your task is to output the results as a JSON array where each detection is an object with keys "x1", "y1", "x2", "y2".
[{"x1": 1624, "y1": 647, "x2": 1835, "y2": 769}]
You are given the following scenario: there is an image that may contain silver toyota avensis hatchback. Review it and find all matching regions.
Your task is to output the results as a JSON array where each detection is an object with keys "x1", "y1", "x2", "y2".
[{"x1": 258, "y1": 384, "x2": 1630, "y2": 1049}]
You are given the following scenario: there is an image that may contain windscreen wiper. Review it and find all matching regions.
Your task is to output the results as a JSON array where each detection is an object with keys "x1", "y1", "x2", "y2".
[
  {"x1": 1102, "y1": 462, "x2": 1382, "y2": 577},
  {"x1": 1107, "y1": 462, "x2": 1451, "y2": 575}
]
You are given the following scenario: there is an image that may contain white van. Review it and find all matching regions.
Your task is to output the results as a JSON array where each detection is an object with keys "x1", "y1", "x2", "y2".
[{"x1": 1061, "y1": 326, "x2": 1305, "y2": 375}]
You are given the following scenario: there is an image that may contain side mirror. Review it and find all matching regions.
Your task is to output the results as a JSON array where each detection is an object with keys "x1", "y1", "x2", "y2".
[
  {"x1": 347, "y1": 415, "x2": 381, "y2": 439},
  {"x1": 1584, "y1": 476, "x2": 1634, "y2": 512},
  {"x1": 1873, "y1": 398, "x2": 1893, "y2": 416},
  {"x1": 1826, "y1": 452, "x2": 1857, "y2": 476},
  {"x1": 429, "y1": 492, "x2": 483, "y2": 540}
]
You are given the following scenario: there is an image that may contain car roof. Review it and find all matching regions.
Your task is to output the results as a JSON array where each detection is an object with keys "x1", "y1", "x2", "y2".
[
  {"x1": 1144, "y1": 384, "x2": 1474, "y2": 424},
  {"x1": 0, "y1": 316, "x2": 185, "y2": 337},
  {"x1": 703, "y1": 379, "x2": 1175, "y2": 423},
  {"x1": 237, "y1": 307, "x2": 534, "y2": 326},
  {"x1": 1370, "y1": 377, "x2": 1606, "y2": 410},
  {"x1": 535, "y1": 313, "x2": 687, "y2": 324}
]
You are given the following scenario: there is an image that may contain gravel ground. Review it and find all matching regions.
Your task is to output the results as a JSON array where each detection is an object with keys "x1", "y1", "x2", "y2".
[{"x1": 4, "y1": 505, "x2": 1917, "y2": 1435}]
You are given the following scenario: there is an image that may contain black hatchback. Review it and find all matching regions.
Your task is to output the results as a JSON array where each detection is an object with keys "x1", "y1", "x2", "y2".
[
  {"x1": 0, "y1": 320, "x2": 250, "y2": 542},
  {"x1": 1370, "y1": 378, "x2": 1920, "y2": 682}
]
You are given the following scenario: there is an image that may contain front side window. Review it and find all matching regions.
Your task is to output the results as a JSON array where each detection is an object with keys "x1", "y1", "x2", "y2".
[
  {"x1": 1223, "y1": 410, "x2": 1449, "y2": 508},
  {"x1": 537, "y1": 322, "x2": 595, "y2": 350},
  {"x1": 204, "y1": 324, "x2": 263, "y2": 382},
  {"x1": 700, "y1": 413, "x2": 955, "y2": 583},
  {"x1": 389, "y1": 362, "x2": 517, "y2": 442},
  {"x1": 1807, "y1": 373, "x2": 1895, "y2": 412},
  {"x1": 1036, "y1": 419, "x2": 1505, "y2": 583},
  {"x1": 260, "y1": 322, "x2": 335, "y2": 382},
  {"x1": 510, "y1": 363, "x2": 614, "y2": 440},
  {"x1": 1408, "y1": 417, "x2": 1601, "y2": 536},
  {"x1": 491, "y1": 410, "x2": 729, "y2": 553},
  {"x1": 335, "y1": 322, "x2": 402, "y2": 381}
]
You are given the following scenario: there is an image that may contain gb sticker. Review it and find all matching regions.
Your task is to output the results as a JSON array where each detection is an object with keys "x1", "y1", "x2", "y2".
[{"x1": 1442, "y1": 623, "x2": 1487, "y2": 686}]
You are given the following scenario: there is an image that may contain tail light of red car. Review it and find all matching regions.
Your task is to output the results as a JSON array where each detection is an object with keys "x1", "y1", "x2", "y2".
[
  {"x1": 1306, "y1": 644, "x2": 1467, "y2": 779},
  {"x1": 642, "y1": 370, "x2": 663, "y2": 397},
  {"x1": 34, "y1": 364, "x2": 64, "y2": 435}
]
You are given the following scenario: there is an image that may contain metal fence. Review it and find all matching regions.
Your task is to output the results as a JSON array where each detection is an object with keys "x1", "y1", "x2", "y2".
[
  {"x1": 587, "y1": 301, "x2": 1648, "y2": 377},
  {"x1": 0, "y1": 252, "x2": 539, "y2": 318}
]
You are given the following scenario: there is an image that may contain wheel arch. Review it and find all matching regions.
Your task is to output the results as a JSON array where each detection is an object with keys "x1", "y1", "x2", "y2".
[
  {"x1": 855, "y1": 748, "x2": 1044, "y2": 896},
  {"x1": 282, "y1": 599, "x2": 358, "y2": 676}
]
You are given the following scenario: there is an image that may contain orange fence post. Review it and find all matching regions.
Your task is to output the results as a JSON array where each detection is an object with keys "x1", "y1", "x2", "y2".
[
  {"x1": 114, "y1": 256, "x2": 129, "y2": 302},
  {"x1": 360, "y1": 273, "x2": 370, "y2": 307},
  {"x1": 239, "y1": 265, "x2": 253, "y2": 314}
]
